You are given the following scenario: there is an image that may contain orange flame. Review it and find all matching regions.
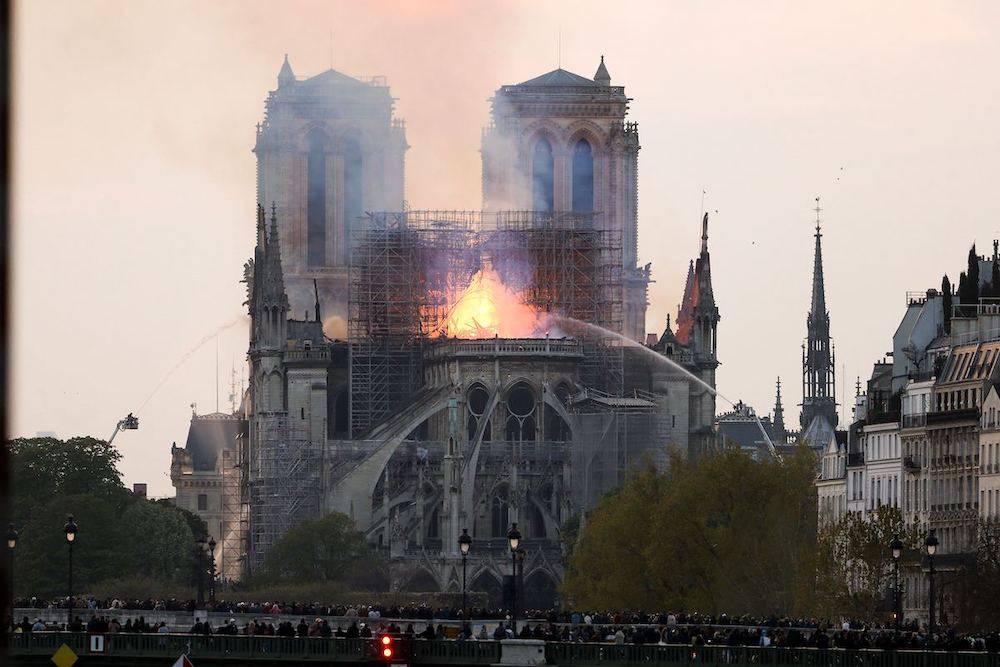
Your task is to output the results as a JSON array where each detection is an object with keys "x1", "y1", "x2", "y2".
[{"x1": 444, "y1": 268, "x2": 544, "y2": 338}]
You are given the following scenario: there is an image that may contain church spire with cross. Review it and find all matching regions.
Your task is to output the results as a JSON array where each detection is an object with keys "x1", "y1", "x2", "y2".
[
  {"x1": 800, "y1": 197, "x2": 838, "y2": 432},
  {"x1": 773, "y1": 377, "x2": 787, "y2": 442}
]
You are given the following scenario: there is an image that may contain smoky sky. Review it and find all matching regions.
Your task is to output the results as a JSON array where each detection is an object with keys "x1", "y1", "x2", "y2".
[{"x1": 12, "y1": 0, "x2": 1000, "y2": 495}]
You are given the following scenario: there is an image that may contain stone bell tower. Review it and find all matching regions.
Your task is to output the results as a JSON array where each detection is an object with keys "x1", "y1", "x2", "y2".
[
  {"x1": 254, "y1": 55, "x2": 407, "y2": 334},
  {"x1": 481, "y1": 56, "x2": 649, "y2": 341}
]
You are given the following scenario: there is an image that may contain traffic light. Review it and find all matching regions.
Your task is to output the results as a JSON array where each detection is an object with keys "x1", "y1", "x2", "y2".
[
  {"x1": 380, "y1": 634, "x2": 394, "y2": 660},
  {"x1": 367, "y1": 633, "x2": 409, "y2": 664}
]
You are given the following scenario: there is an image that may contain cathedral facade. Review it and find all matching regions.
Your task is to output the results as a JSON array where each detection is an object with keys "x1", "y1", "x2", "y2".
[
  {"x1": 253, "y1": 56, "x2": 407, "y2": 332},
  {"x1": 171, "y1": 56, "x2": 721, "y2": 605}
]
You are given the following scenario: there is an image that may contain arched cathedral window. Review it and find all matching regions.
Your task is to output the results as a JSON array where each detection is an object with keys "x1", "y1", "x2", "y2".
[
  {"x1": 491, "y1": 488, "x2": 510, "y2": 537},
  {"x1": 572, "y1": 139, "x2": 594, "y2": 213},
  {"x1": 306, "y1": 130, "x2": 327, "y2": 266},
  {"x1": 532, "y1": 138, "x2": 554, "y2": 213},
  {"x1": 342, "y1": 136, "x2": 363, "y2": 265}
]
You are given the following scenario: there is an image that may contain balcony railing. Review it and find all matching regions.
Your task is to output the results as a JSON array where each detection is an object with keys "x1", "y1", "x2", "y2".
[{"x1": 10, "y1": 634, "x2": 1000, "y2": 666}]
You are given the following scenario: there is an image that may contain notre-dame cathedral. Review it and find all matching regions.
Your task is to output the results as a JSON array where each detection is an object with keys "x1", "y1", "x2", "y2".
[{"x1": 170, "y1": 55, "x2": 720, "y2": 607}]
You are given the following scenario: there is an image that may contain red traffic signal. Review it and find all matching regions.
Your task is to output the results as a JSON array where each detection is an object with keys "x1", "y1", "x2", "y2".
[{"x1": 379, "y1": 634, "x2": 394, "y2": 660}]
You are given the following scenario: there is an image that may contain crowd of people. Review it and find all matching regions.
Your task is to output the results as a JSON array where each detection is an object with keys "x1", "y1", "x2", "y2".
[
  {"x1": 11, "y1": 596, "x2": 1000, "y2": 652},
  {"x1": 5, "y1": 597, "x2": 915, "y2": 630},
  {"x1": 8, "y1": 608, "x2": 1000, "y2": 652}
]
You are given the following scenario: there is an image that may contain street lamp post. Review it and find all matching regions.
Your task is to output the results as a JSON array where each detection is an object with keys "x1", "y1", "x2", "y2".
[
  {"x1": 7, "y1": 524, "x2": 18, "y2": 625},
  {"x1": 458, "y1": 528, "x2": 472, "y2": 622},
  {"x1": 925, "y1": 532, "x2": 938, "y2": 638},
  {"x1": 64, "y1": 516, "x2": 78, "y2": 629},
  {"x1": 208, "y1": 537, "x2": 217, "y2": 604},
  {"x1": 506, "y1": 523, "x2": 521, "y2": 636},
  {"x1": 890, "y1": 536, "x2": 903, "y2": 631}
]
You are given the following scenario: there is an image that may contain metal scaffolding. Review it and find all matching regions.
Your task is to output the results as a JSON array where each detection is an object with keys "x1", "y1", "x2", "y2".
[
  {"x1": 349, "y1": 210, "x2": 625, "y2": 437},
  {"x1": 487, "y1": 211, "x2": 623, "y2": 392},
  {"x1": 219, "y1": 441, "x2": 247, "y2": 582},
  {"x1": 348, "y1": 211, "x2": 480, "y2": 437},
  {"x1": 246, "y1": 416, "x2": 321, "y2": 573}
]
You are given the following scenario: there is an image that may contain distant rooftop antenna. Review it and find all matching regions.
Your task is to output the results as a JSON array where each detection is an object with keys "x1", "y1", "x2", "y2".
[
  {"x1": 814, "y1": 196, "x2": 822, "y2": 233},
  {"x1": 557, "y1": 26, "x2": 562, "y2": 69},
  {"x1": 329, "y1": 28, "x2": 333, "y2": 69}
]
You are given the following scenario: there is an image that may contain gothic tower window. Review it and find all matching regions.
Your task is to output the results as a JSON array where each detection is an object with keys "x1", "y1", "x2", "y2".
[
  {"x1": 532, "y1": 138, "x2": 554, "y2": 213},
  {"x1": 572, "y1": 139, "x2": 594, "y2": 213},
  {"x1": 491, "y1": 488, "x2": 510, "y2": 537},
  {"x1": 306, "y1": 130, "x2": 327, "y2": 266},
  {"x1": 342, "y1": 136, "x2": 363, "y2": 265}
]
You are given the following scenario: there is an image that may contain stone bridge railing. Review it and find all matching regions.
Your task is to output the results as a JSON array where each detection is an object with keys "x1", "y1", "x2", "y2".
[{"x1": 9, "y1": 633, "x2": 1000, "y2": 666}]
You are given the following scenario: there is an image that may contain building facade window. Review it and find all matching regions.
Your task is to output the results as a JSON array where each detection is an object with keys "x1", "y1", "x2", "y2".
[
  {"x1": 307, "y1": 130, "x2": 327, "y2": 266},
  {"x1": 342, "y1": 136, "x2": 363, "y2": 265},
  {"x1": 571, "y1": 139, "x2": 594, "y2": 213},
  {"x1": 197, "y1": 494, "x2": 208, "y2": 511},
  {"x1": 532, "y1": 138, "x2": 554, "y2": 213}
]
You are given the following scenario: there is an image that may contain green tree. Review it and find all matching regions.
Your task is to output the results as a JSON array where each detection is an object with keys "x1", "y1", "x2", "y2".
[
  {"x1": 813, "y1": 506, "x2": 919, "y2": 621},
  {"x1": 563, "y1": 460, "x2": 667, "y2": 609},
  {"x1": 941, "y1": 274, "x2": 952, "y2": 333},
  {"x1": 9, "y1": 436, "x2": 204, "y2": 597},
  {"x1": 119, "y1": 501, "x2": 195, "y2": 583},
  {"x1": 152, "y1": 498, "x2": 208, "y2": 540},
  {"x1": 564, "y1": 446, "x2": 818, "y2": 615},
  {"x1": 952, "y1": 520, "x2": 1000, "y2": 631},
  {"x1": 14, "y1": 493, "x2": 126, "y2": 597},
  {"x1": 9, "y1": 436, "x2": 129, "y2": 527},
  {"x1": 968, "y1": 244, "x2": 980, "y2": 300},
  {"x1": 259, "y1": 512, "x2": 387, "y2": 590}
]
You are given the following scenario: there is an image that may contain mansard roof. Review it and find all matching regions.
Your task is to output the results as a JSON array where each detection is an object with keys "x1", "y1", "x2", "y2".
[
  {"x1": 183, "y1": 413, "x2": 243, "y2": 472},
  {"x1": 517, "y1": 68, "x2": 599, "y2": 87}
]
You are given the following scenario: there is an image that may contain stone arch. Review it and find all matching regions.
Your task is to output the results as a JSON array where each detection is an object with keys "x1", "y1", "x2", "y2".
[
  {"x1": 489, "y1": 483, "x2": 511, "y2": 538},
  {"x1": 400, "y1": 567, "x2": 439, "y2": 593},
  {"x1": 552, "y1": 380, "x2": 574, "y2": 404},
  {"x1": 523, "y1": 495, "x2": 547, "y2": 538},
  {"x1": 467, "y1": 382, "x2": 491, "y2": 440},
  {"x1": 266, "y1": 370, "x2": 283, "y2": 410},
  {"x1": 522, "y1": 569, "x2": 558, "y2": 609},
  {"x1": 295, "y1": 123, "x2": 333, "y2": 152},
  {"x1": 331, "y1": 125, "x2": 374, "y2": 156},
  {"x1": 470, "y1": 570, "x2": 504, "y2": 608},
  {"x1": 564, "y1": 121, "x2": 607, "y2": 155},
  {"x1": 326, "y1": 385, "x2": 453, "y2": 529},
  {"x1": 504, "y1": 380, "x2": 537, "y2": 441}
]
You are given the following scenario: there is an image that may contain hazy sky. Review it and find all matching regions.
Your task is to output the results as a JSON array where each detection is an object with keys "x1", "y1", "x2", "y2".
[{"x1": 12, "y1": 1, "x2": 1000, "y2": 496}]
